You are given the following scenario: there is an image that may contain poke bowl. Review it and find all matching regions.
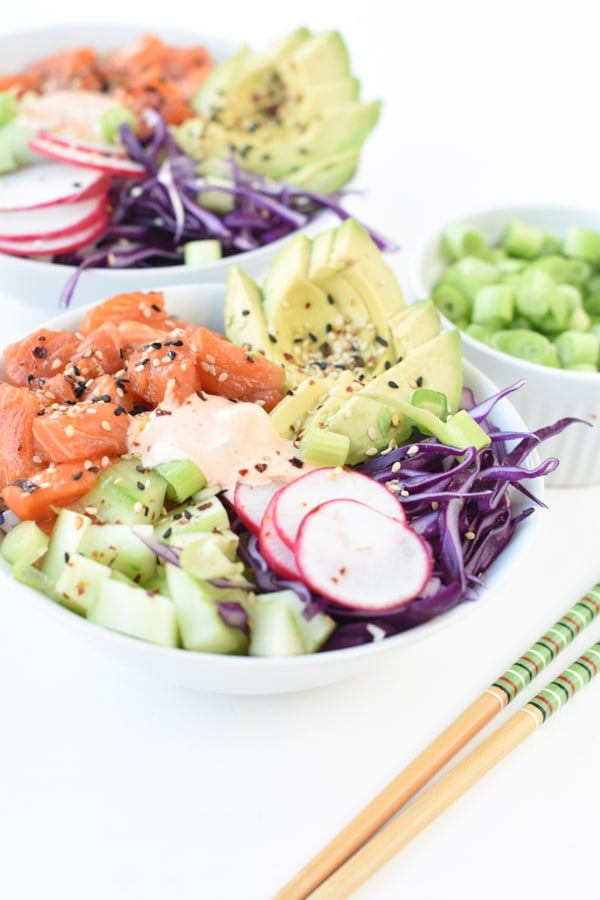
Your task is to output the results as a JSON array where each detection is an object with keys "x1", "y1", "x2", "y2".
[
  {"x1": 0, "y1": 23, "x2": 384, "y2": 308},
  {"x1": 408, "y1": 204, "x2": 600, "y2": 487},
  {"x1": 0, "y1": 215, "x2": 566, "y2": 693}
]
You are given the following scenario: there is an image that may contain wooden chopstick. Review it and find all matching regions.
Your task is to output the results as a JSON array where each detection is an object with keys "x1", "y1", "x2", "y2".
[
  {"x1": 274, "y1": 583, "x2": 600, "y2": 900},
  {"x1": 307, "y1": 637, "x2": 600, "y2": 897}
]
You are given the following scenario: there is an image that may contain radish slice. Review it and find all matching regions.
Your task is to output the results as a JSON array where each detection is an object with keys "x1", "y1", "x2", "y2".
[
  {"x1": 295, "y1": 499, "x2": 433, "y2": 611},
  {"x1": 0, "y1": 163, "x2": 110, "y2": 212},
  {"x1": 0, "y1": 194, "x2": 108, "y2": 240},
  {"x1": 0, "y1": 211, "x2": 108, "y2": 257},
  {"x1": 258, "y1": 498, "x2": 303, "y2": 580},
  {"x1": 271, "y1": 466, "x2": 406, "y2": 549},
  {"x1": 232, "y1": 481, "x2": 285, "y2": 535},
  {"x1": 36, "y1": 129, "x2": 130, "y2": 159},
  {"x1": 29, "y1": 134, "x2": 147, "y2": 178}
]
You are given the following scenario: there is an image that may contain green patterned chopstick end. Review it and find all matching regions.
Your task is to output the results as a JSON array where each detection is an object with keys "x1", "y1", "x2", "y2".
[
  {"x1": 492, "y1": 586, "x2": 600, "y2": 703},
  {"x1": 528, "y1": 643, "x2": 600, "y2": 722}
]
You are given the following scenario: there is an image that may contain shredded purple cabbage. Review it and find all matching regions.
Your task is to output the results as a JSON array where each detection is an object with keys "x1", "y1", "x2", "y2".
[
  {"x1": 54, "y1": 111, "x2": 397, "y2": 307},
  {"x1": 224, "y1": 383, "x2": 585, "y2": 651}
]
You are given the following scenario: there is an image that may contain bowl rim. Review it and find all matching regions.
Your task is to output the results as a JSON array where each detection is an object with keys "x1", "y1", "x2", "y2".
[
  {"x1": 0, "y1": 282, "x2": 545, "y2": 673},
  {"x1": 408, "y1": 202, "x2": 600, "y2": 384}
]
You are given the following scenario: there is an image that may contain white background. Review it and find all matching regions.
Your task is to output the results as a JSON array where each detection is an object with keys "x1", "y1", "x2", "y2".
[{"x1": 1, "y1": 3, "x2": 600, "y2": 899}]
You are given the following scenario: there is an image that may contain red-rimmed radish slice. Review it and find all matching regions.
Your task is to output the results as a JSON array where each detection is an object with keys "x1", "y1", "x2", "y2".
[
  {"x1": 29, "y1": 134, "x2": 146, "y2": 178},
  {"x1": 36, "y1": 129, "x2": 130, "y2": 159},
  {"x1": 0, "y1": 163, "x2": 110, "y2": 212},
  {"x1": 0, "y1": 193, "x2": 108, "y2": 240},
  {"x1": 295, "y1": 499, "x2": 433, "y2": 611},
  {"x1": 258, "y1": 498, "x2": 303, "y2": 580},
  {"x1": 232, "y1": 481, "x2": 285, "y2": 536},
  {"x1": 0, "y1": 211, "x2": 108, "y2": 257},
  {"x1": 271, "y1": 466, "x2": 406, "y2": 549}
]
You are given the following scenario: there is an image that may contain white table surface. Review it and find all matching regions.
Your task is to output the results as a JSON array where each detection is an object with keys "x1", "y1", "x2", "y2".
[{"x1": 2, "y1": 3, "x2": 600, "y2": 899}]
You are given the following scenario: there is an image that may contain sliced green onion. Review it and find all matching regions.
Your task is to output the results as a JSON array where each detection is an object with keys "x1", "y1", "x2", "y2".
[
  {"x1": 555, "y1": 330, "x2": 599, "y2": 368},
  {"x1": 465, "y1": 323, "x2": 496, "y2": 345},
  {"x1": 442, "y1": 409, "x2": 490, "y2": 451},
  {"x1": 298, "y1": 427, "x2": 349, "y2": 467},
  {"x1": 432, "y1": 283, "x2": 470, "y2": 323},
  {"x1": 567, "y1": 306, "x2": 591, "y2": 332},
  {"x1": 472, "y1": 284, "x2": 514, "y2": 327},
  {"x1": 411, "y1": 388, "x2": 448, "y2": 421},
  {"x1": 563, "y1": 226, "x2": 600, "y2": 264},
  {"x1": 540, "y1": 231, "x2": 563, "y2": 255},
  {"x1": 441, "y1": 223, "x2": 488, "y2": 260},
  {"x1": 100, "y1": 105, "x2": 137, "y2": 144},
  {"x1": 491, "y1": 329, "x2": 559, "y2": 366},
  {"x1": 154, "y1": 459, "x2": 207, "y2": 503},
  {"x1": 184, "y1": 239, "x2": 222, "y2": 265},
  {"x1": 501, "y1": 221, "x2": 545, "y2": 259}
]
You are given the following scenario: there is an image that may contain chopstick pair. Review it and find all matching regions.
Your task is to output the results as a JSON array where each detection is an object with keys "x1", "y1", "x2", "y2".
[{"x1": 275, "y1": 583, "x2": 600, "y2": 899}]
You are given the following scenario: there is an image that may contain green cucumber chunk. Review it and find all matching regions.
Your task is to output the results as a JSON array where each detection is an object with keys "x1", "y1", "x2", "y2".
[
  {"x1": 154, "y1": 459, "x2": 207, "y2": 503},
  {"x1": 166, "y1": 564, "x2": 249, "y2": 654},
  {"x1": 87, "y1": 579, "x2": 179, "y2": 647},
  {"x1": 79, "y1": 457, "x2": 168, "y2": 525}
]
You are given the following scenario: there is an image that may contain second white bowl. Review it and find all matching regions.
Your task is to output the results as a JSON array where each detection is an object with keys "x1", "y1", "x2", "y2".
[{"x1": 408, "y1": 204, "x2": 600, "y2": 487}]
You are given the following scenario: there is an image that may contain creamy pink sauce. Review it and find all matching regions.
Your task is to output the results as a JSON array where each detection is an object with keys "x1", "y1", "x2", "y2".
[{"x1": 128, "y1": 392, "x2": 311, "y2": 488}]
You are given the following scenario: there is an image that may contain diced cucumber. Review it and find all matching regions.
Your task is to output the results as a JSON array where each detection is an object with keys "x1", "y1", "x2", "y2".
[
  {"x1": 55, "y1": 552, "x2": 112, "y2": 616},
  {"x1": 1, "y1": 520, "x2": 49, "y2": 568},
  {"x1": 77, "y1": 523, "x2": 157, "y2": 583},
  {"x1": 154, "y1": 459, "x2": 207, "y2": 503},
  {"x1": 40, "y1": 508, "x2": 91, "y2": 582},
  {"x1": 143, "y1": 567, "x2": 171, "y2": 596},
  {"x1": 269, "y1": 589, "x2": 336, "y2": 653},
  {"x1": 0, "y1": 520, "x2": 55, "y2": 595},
  {"x1": 154, "y1": 493, "x2": 230, "y2": 540},
  {"x1": 248, "y1": 595, "x2": 306, "y2": 657},
  {"x1": 166, "y1": 564, "x2": 249, "y2": 654},
  {"x1": 178, "y1": 533, "x2": 245, "y2": 580},
  {"x1": 79, "y1": 457, "x2": 167, "y2": 525},
  {"x1": 87, "y1": 579, "x2": 179, "y2": 648}
]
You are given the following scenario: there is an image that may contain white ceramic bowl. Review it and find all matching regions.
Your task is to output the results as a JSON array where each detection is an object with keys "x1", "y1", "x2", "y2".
[
  {"x1": 0, "y1": 24, "x2": 337, "y2": 308},
  {"x1": 0, "y1": 284, "x2": 545, "y2": 694},
  {"x1": 408, "y1": 204, "x2": 600, "y2": 487}
]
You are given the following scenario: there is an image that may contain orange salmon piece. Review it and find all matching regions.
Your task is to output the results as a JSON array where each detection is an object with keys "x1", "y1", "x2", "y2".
[
  {"x1": 82, "y1": 373, "x2": 144, "y2": 412},
  {"x1": 192, "y1": 326, "x2": 286, "y2": 412},
  {"x1": 0, "y1": 383, "x2": 44, "y2": 489},
  {"x1": 32, "y1": 399, "x2": 130, "y2": 463},
  {"x1": 3, "y1": 328, "x2": 81, "y2": 386},
  {"x1": 77, "y1": 291, "x2": 173, "y2": 335},
  {"x1": 71, "y1": 322, "x2": 124, "y2": 378},
  {"x1": 126, "y1": 338, "x2": 199, "y2": 405},
  {"x1": 1, "y1": 457, "x2": 116, "y2": 523}
]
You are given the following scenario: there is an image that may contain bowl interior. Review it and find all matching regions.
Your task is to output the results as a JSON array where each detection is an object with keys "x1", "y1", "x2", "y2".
[
  {"x1": 0, "y1": 24, "x2": 339, "y2": 307},
  {"x1": 0, "y1": 283, "x2": 544, "y2": 693}
]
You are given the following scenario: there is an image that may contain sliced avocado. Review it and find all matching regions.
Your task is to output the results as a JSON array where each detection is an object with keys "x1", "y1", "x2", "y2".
[
  {"x1": 192, "y1": 45, "x2": 253, "y2": 115},
  {"x1": 324, "y1": 218, "x2": 405, "y2": 320},
  {"x1": 301, "y1": 370, "x2": 363, "y2": 431},
  {"x1": 289, "y1": 78, "x2": 360, "y2": 122},
  {"x1": 224, "y1": 264, "x2": 275, "y2": 358},
  {"x1": 309, "y1": 227, "x2": 395, "y2": 373},
  {"x1": 261, "y1": 232, "x2": 335, "y2": 359},
  {"x1": 191, "y1": 101, "x2": 380, "y2": 182},
  {"x1": 323, "y1": 330, "x2": 463, "y2": 464},
  {"x1": 195, "y1": 28, "x2": 312, "y2": 121},
  {"x1": 389, "y1": 300, "x2": 443, "y2": 361},
  {"x1": 283, "y1": 149, "x2": 360, "y2": 194},
  {"x1": 177, "y1": 28, "x2": 379, "y2": 194},
  {"x1": 282, "y1": 31, "x2": 351, "y2": 87},
  {"x1": 269, "y1": 374, "x2": 331, "y2": 440}
]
